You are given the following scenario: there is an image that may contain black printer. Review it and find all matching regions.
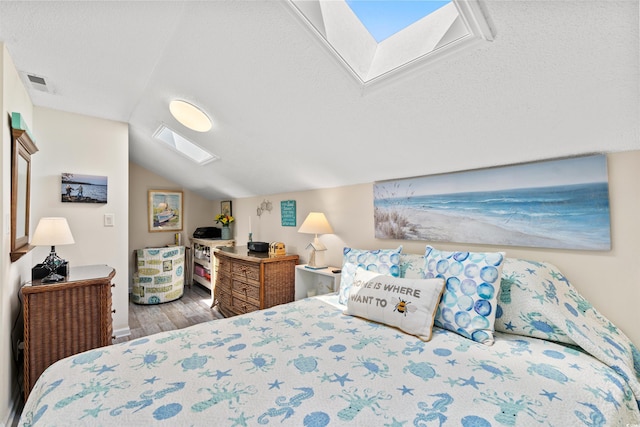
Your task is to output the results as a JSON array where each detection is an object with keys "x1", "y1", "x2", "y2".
[{"x1": 193, "y1": 227, "x2": 222, "y2": 239}]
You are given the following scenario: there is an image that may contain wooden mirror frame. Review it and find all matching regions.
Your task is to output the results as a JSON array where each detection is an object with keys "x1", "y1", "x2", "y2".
[{"x1": 10, "y1": 113, "x2": 38, "y2": 262}]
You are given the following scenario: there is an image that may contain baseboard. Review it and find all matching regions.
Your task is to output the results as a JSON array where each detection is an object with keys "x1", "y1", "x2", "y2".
[{"x1": 113, "y1": 326, "x2": 131, "y2": 339}]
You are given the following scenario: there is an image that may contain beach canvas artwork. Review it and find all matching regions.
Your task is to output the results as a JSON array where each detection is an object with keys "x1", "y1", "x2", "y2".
[
  {"x1": 61, "y1": 173, "x2": 107, "y2": 203},
  {"x1": 374, "y1": 155, "x2": 611, "y2": 250}
]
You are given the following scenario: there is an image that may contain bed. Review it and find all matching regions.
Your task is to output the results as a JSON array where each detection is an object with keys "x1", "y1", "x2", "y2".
[{"x1": 19, "y1": 248, "x2": 640, "y2": 426}]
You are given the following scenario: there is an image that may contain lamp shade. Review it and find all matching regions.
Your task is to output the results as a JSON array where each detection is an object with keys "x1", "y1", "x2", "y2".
[
  {"x1": 31, "y1": 217, "x2": 75, "y2": 246},
  {"x1": 298, "y1": 212, "x2": 333, "y2": 235}
]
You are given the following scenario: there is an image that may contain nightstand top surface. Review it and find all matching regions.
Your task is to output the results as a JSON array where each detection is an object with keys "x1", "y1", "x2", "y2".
[{"x1": 25, "y1": 264, "x2": 115, "y2": 289}]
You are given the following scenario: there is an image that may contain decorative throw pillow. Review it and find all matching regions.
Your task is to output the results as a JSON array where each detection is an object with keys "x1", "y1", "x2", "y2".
[
  {"x1": 399, "y1": 253, "x2": 426, "y2": 279},
  {"x1": 494, "y1": 258, "x2": 577, "y2": 345},
  {"x1": 423, "y1": 245, "x2": 505, "y2": 345},
  {"x1": 344, "y1": 268, "x2": 445, "y2": 341},
  {"x1": 338, "y1": 246, "x2": 402, "y2": 305}
]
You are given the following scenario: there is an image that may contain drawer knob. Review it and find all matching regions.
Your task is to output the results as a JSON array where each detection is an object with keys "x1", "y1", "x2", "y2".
[{"x1": 112, "y1": 309, "x2": 116, "y2": 314}]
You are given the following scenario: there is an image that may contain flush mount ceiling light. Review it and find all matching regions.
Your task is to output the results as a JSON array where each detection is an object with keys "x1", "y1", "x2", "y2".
[
  {"x1": 153, "y1": 124, "x2": 219, "y2": 165},
  {"x1": 169, "y1": 100, "x2": 212, "y2": 132}
]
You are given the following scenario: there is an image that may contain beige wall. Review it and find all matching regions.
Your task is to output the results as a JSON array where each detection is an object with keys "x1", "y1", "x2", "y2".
[
  {"x1": 128, "y1": 162, "x2": 215, "y2": 288},
  {"x1": 224, "y1": 152, "x2": 640, "y2": 347},
  {"x1": 29, "y1": 107, "x2": 130, "y2": 334},
  {"x1": 1, "y1": 43, "x2": 35, "y2": 425}
]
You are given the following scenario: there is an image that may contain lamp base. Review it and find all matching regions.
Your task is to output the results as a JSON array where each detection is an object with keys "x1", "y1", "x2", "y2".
[
  {"x1": 41, "y1": 272, "x2": 66, "y2": 283},
  {"x1": 32, "y1": 261, "x2": 69, "y2": 281},
  {"x1": 307, "y1": 248, "x2": 328, "y2": 270}
]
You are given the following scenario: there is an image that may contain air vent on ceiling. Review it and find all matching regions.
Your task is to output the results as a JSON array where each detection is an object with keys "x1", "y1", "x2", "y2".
[{"x1": 25, "y1": 73, "x2": 51, "y2": 93}]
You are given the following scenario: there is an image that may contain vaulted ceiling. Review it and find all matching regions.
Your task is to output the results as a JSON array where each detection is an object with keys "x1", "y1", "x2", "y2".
[{"x1": 1, "y1": 1, "x2": 638, "y2": 200}]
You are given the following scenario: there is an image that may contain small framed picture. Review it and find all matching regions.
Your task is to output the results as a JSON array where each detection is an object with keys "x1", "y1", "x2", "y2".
[
  {"x1": 61, "y1": 173, "x2": 108, "y2": 203},
  {"x1": 148, "y1": 190, "x2": 183, "y2": 232},
  {"x1": 221, "y1": 200, "x2": 232, "y2": 216}
]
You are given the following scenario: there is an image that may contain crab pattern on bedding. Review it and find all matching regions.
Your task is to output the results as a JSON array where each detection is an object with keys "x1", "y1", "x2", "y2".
[{"x1": 20, "y1": 293, "x2": 640, "y2": 426}]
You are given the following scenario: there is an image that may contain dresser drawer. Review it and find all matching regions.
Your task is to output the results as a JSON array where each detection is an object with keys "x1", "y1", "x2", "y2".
[
  {"x1": 216, "y1": 257, "x2": 231, "y2": 275},
  {"x1": 232, "y1": 261, "x2": 260, "y2": 285},
  {"x1": 231, "y1": 279, "x2": 260, "y2": 301},
  {"x1": 230, "y1": 294, "x2": 259, "y2": 315},
  {"x1": 215, "y1": 286, "x2": 232, "y2": 309}
]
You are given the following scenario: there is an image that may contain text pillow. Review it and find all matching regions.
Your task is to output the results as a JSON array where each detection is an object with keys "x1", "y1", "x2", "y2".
[
  {"x1": 338, "y1": 246, "x2": 402, "y2": 305},
  {"x1": 423, "y1": 245, "x2": 505, "y2": 345},
  {"x1": 345, "y1": 268, "x2": 445, "y2": 341}
]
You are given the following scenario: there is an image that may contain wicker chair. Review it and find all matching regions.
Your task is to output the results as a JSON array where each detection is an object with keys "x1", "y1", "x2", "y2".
[{"x1": 132, "y1": 246, "x2": 185, "y2": 304}]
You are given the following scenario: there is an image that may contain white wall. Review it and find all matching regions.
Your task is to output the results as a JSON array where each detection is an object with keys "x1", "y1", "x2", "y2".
[
  {"x1": 1, "y1": 44, "x2": 35, "y2": 425},
  {"x1": 30, "y1": 107, "x2": 129, "y2": 338},
  {"x1": 128, "y1": 162, "x2": 215, "y2": 287},
  {"x1": 225, "y1": 151, "x2": 640, "y2": 348}
]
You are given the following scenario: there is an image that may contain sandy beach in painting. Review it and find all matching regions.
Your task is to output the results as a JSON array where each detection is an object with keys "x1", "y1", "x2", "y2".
[{"x1": 375, "y1": 206, "x2": 589, "y2": 249}]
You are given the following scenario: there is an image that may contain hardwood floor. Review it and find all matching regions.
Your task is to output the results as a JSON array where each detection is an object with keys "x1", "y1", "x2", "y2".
[{"x1": 114, "y1": 283, "x2": 224, "y2": 343}]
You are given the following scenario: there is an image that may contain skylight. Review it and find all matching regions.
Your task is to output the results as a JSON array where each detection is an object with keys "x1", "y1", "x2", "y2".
[
  {"x1": 345, "y1": 0, "x2": 450, "y2": 42},
  {"x1": 288, "y1": 0, "x2": 494, "y2": 85},
  {"x1": 153, "y1": 125, "x2": 218, "y2": 165}
]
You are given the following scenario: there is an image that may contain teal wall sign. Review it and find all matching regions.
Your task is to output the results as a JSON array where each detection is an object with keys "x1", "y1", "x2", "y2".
[
  {"x1": 281, "y1": 200, "x2": 296, "y2": 226},
  {"x1": 11, "y1": 112, "x2": 36, "y2": 143}
]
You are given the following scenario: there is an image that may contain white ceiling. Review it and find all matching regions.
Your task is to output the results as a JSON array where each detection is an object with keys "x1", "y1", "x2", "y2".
[{"x1": 1, "y1": 1, "x2": 638, "y2": 200}]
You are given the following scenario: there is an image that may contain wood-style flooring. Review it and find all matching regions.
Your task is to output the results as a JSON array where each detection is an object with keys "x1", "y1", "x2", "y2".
[{"x1": 114, "y1": 283, "x2": 224, "y2": 343}]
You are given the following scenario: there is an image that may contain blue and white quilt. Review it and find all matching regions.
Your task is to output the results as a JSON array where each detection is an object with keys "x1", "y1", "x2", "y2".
[{"x1": 20, "y1": 293, "x2": 640, "y2": 426}]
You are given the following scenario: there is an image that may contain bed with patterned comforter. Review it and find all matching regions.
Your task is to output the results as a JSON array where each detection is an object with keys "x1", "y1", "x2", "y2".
[{"x1": 19, "y1": 255, "x2": 640, "y2": 426}]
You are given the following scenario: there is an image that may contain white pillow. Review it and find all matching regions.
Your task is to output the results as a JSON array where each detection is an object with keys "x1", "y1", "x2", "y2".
[{"x1": 344, "y1": 268, "x2": 445, "y2": 341}]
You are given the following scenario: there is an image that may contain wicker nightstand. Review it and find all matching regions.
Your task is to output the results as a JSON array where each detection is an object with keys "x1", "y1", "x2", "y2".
[{"x1": 21, "y1": 264, "x2": 116, "y2": 400}]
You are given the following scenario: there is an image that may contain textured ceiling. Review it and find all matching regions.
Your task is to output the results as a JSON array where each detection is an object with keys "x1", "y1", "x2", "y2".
[{"x1": 1, "y1": 1, "x2": 638, "y2": 200}]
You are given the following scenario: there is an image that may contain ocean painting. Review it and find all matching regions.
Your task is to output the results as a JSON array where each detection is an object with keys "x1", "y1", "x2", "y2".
[
  {"x1": 374, "y1": 155, "x2": 611, "y2": 250},
  {"x1": 61, "y1": 173, "x2": 108, "y2": 203}
]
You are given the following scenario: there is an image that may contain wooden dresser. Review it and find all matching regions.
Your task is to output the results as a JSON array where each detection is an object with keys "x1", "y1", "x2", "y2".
[
  {"x1": 22, "y1": 264, "x2": 116, "y2": 399},
  {"x1": 213, "y1": 246, "x2": 298, "y2": 317}
]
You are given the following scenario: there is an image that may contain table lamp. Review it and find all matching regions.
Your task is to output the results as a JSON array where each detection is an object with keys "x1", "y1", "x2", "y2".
[
  {"x1": 31, "y1": 217, "x2": 75, "y2": 283},
  {"x1": 298, "y1": 212, "x2": 333, "y2": 269}
]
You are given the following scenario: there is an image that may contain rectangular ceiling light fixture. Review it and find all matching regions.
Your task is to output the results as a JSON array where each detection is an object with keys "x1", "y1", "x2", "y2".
[{"x1": 153, "y1": 124, "x2": 219, "y2": 165}]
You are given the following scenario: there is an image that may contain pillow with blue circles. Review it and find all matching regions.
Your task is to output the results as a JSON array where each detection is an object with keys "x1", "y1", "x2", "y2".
[
  {"x1": 423, "y1": 245, "x2": 505, "y2": 345},
  {"x1": 338, "y1": 246, "x2": 402, "y2": 305}
]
